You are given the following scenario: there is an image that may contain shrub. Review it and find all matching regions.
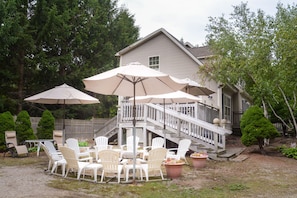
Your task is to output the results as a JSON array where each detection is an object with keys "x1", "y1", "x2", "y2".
[
  {"x1": 37, "y1": 110, "x2": 55, "y2": 139},
  {"x1": 15, "y1": 110, "x2": 36, "y2": 144},
  {"x1": 0, "y1": 111, "x2": 15, "y2": 151},
  {"x1": 240, "y1": 105, "x2": 279, "y2": 153}
]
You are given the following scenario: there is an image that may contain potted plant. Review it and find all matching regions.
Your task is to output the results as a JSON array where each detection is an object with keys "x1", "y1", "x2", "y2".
[
  {"x1": 164, "y1": 158, "x2": 185, "y2": 179},
  {"x1": 190, "y1": 151, "x2": 208, "y2": 169}
]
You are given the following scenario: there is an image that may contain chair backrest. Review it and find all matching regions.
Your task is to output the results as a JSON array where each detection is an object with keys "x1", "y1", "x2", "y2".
[
  {"x1": 147, "y1": 148, "x2": 167, "y2": 170},
  {"x1": 176, "y1": 139, "x2": 191, "y2": 158},
  {"x1": 95, "y1": 136, "x2": 109, "y2": 150},
  {"x1": 98, "y1": 150, "x2": 120, "y2": 174},
  {"x1": 151, "y1": 137, "x2": 164, "y2": 149},
  {"x1": 66, "y1": 138, "x2": 80, "y2": 154},
  {"x1": 53, "y1": 130, "x2": 63, "y2": 145},
  {"x1": 44, "y1": 141, "x2": 59, "y2": 154},
  {"x1": 5, "y1": 131, "x2": 18, "y2": 148},
  {"x1": 59, "y1": 146, "x2": 79, "y2": 170},
  {"x1": 41, "y1": 143, "x2": 61, "y2": 162},
  {"x1": 126, "y1": 136, "x2": 139, "y2": 151}
]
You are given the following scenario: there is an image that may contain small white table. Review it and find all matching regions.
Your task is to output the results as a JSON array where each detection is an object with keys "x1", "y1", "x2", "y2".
[{"x1": 25, "y1": 139, "x2": 54, "y2": 156}]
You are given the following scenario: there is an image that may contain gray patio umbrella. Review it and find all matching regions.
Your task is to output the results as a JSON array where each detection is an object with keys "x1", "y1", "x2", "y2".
[
  {"x1": 130, "y1": 90, "x2": 201, "y2": 148},
  {"x1": 24, "y1": 83, "x2": 100, "y2": 143},
  {"x1": 83, "y1": 62, "x2": 186, "y2": 182}
]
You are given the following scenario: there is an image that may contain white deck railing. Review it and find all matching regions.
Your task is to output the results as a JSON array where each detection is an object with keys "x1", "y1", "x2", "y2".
[{"x1": 120, "y1": 101, "x2": 232, "y2": 151}]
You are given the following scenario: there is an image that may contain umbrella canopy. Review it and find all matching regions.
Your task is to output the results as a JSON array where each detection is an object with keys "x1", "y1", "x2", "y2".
[
  {"x1": 83, "y1": 62, "x2": 186, "y2": 182},
  {"x1": 130, "y1": 90, "x2": 201, "y2": 104},
  {"x1": 24, "y1": 83, "x2": 100, "y2": 104},
  {"x1": 83, "y1": 62, "x2": 186, "y2": 97},
  {"x1": 130, "y1": 91, "x2": 201, "y2": 148},
  {"x1": 24, "y1": 83, "x2": 100, "y2": 144},
  {"x1": 171, "y1": 77, "x2": 215, "y2": 96}
]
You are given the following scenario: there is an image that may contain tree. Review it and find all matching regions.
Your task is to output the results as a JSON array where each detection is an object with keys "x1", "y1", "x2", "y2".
[
  {"x1": 15, "y1": 110, "x2": 36, "y2": 143},
  {"x1": 240, "y1": 106, "x2": 279, "y2": 153},
  {"x1": 0, "y1": 111, "x2": 15, "y2": 151},
  {"x1": 201, "y1": 2, "x2": 297, "y2": 135},
  {"x1": 36, "y1": 110, "x2": 55, "y2": 139},
  {"x1": 0, "y1": 0, "x2": 139, "y2": 118}
]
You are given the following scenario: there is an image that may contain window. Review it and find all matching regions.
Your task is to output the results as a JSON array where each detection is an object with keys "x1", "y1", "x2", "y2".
[
  {"x1": 223, "y1": 94, "x2": 231, "y2": 121},
  {"x1": 149, "y1": 56, "x2": 159, "y2": 70}
]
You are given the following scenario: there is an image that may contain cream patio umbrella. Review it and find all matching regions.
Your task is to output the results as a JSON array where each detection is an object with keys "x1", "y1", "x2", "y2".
[
  {"x1": 24, "y1": 83, "x2": 100, "y2": 143},
  {"x1": 83, "y1": 62, "x2": 186, "y2": 182},
  {"x1": 171, "y1": 77, "x2": 215, "y2": 96},
  {"x1": 129, "y1": 90, "x2": 201, "y2": 148}
]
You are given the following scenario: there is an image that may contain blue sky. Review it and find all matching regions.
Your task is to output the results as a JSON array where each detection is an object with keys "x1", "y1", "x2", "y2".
[{"x1": 117, "y1": 0, "x2": 296, "y2": 46}]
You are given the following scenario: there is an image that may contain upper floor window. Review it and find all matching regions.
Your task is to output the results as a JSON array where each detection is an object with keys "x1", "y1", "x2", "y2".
[{"x1": 149, "y1": 56, "x2": 159, "y2": 70}]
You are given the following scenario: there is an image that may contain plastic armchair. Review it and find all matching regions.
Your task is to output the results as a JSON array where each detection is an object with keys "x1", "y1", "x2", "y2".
[
  {"x1": 120, "y1": 136, "x2": 140, "y2": 159},
  {"x1": 65, "y1": 138, "x2": 91, "y2": 161},
  {"x1": 59, "y1": 146, "x2": 102, "y2": 182},
  {"x1": 142, "y1": 137, "x2": 164, "y2": 160},
  {"x1": 139, "y1": 148, "x2": 167, "y2": 181},
  {"x1": 166, "y1": 139, "x2": 191, "y2": 164},
  {"x1": 98, "y1": 150, "x2": 123, "y2": 183},
  {"x1": 53, "y1": 130, "x2": 63, "y2": 148},
  {"x1": 41, "y1": 143, "x2": 66, "y2": 176},
  {"x1": 94, "y1": 136, "x2": 113, "y2": 161}
]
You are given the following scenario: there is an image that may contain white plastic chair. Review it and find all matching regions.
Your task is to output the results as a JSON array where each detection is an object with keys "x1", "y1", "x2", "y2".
[
  {"x1": 120, "y1": 136, "x2": 139, "y2": 159},
  {"x1": 41, "y1": 143, "x2": 66, "y2": 176},
  {"x1": 66, "y1": 138, "x2": 91, "y2": 160},
  {"x1": 142, "y1": 137, "x2": 164, "y2": 160},
  {"x1": 166, "y1": 139, "x2": 191, "y2": 164},
  {"x1": 98, "y1": 150, "x2": 123, "y2": 183},
  {"x1": 140, "y1": 148, "x2": 167, "y2": 181},
  {"x1": 94, "y1": 136, "x2": 112, "y2": 161},
  {"x1": 59, "y1": 146, "x2": 102, "y2": 182}
]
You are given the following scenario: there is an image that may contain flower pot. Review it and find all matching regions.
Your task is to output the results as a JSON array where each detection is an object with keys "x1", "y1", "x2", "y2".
[
  {"x1": 165, "y1": 163, "x2": 184, "y2": 179},
  {"x1": 190, "y1": 153, "x2": 208, "y2": 169},
  {"x1": 191, "y1": 156, "x2": 207, "y2": 169}
]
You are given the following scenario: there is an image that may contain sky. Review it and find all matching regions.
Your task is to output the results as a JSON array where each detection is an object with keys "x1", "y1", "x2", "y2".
[{"x1": 117, "y1": 0, "x2": 296, "y2": 46}]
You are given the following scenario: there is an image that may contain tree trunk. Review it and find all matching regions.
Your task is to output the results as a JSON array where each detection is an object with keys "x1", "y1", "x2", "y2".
[{"x1": 17, "y1": 49, "x2": 25, "y2": 113}]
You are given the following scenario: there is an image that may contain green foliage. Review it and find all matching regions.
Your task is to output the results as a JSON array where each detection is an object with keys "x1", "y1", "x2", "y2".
[
  {"x1": 37, "y1": 110, "x2": 55, "y2": 139},
  {"x1": 202, "y1": 2, "x2": 297, "y2": 133},
  {"x1": 0, "y1": 1, "x2": 139, "y2": 117},
  {"x1": 15, "y1": 110, "x2": 36, "y2": 143},
  {"x1": 240, "y1": 106, "x2": 279, "y2": 150},
  {"x1": 78, "y1": 141, "x2": 88, "y2": 147},
  {"x1": 0, "y1": 111, "x2": 15, "y2": 151},
  {"x1": 279, "y1": 146, "x2": 297, "y2": 160}
]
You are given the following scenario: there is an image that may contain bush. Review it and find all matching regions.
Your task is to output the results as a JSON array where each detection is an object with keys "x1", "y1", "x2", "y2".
[
  {"x1": 0, "y1": 111, "x2": 15, "y2": 151},
  {"x1": 15, "y1": 110, "x2": 36, "y2": 144},
  {"x1": 279, "y1": 146, "x2": 297, "y2": 159},
  {"x1": 37, "y1": 110, "x2": 55, "y2": 139},
  {"x1": 240, "y1": 105, "x2": 279, "y2": 153}
]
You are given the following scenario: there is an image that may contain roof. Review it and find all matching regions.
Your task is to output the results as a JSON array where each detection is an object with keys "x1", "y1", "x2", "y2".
[
  {"x1": 115, "y1": 28, "x2": 212, "y2": 66},
  {"x1": 186, "y1": 46, "x2": 213, "y2": 59}
]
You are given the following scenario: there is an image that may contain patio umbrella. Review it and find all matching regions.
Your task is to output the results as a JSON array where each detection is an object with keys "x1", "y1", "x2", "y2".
[
  {"x1": 129, "y1": 90, "x2": 201, "y2": 148},
  {"x1": 83, "y1": 62, "x2": 186, "y2": 182},
  {"x1": 171, "y1": 77, "x2": 215, "y2": 96},
  {"x1": 24, "y1": 83, "x2": 100, "y2": 142}
]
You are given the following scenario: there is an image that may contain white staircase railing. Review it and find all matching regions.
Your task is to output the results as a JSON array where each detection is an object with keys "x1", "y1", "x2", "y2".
[{"x1": 120, "y1": 101, "x2": 232, "y2": 152}]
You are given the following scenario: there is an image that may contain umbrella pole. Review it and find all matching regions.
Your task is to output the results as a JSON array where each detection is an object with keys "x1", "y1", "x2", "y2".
[
  {"x1": 132, "y1": 82, "x2": 136, "y2": 183},
  {"x1": 63, "y1": 100, "x2": 66, "y2": 145}
]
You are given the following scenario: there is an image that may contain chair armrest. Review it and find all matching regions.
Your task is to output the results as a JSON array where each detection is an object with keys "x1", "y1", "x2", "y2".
[
  {"x1": 143, "y1": 146, "x2": 152, "y2": 151},
  {"x1": 78, "y1": 156, "x2": 93, "y2": 162}
]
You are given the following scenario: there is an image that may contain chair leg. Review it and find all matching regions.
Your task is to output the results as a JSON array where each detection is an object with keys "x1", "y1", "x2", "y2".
[{"x1": 101, "y1": 170, "x2": 105, "y2": 183}]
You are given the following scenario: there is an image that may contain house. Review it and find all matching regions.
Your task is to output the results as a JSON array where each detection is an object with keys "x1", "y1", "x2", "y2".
[{"x1": 97, "y1": 28, "x2": 251, "y2": 155}]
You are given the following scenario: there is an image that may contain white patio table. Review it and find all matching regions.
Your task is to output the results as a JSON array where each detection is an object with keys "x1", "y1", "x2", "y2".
[{"x1": 25, "y1": 139, "x2": 54, "y2": 157}]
